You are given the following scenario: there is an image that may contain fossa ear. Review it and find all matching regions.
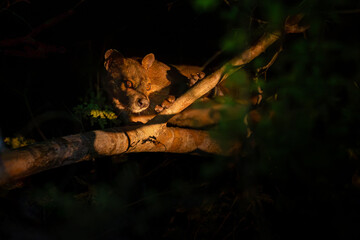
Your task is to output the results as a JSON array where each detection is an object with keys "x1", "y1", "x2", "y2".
[
  {"x1": 141, "y1": 53, "x2": 155, "y2": 70},
  {"x1": 104, "y1": 49, "x2": 124, "y2": 71}
]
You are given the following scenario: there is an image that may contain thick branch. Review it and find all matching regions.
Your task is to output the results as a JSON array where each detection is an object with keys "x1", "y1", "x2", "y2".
[{"x1": 0, "y1": 126, "x2": 236, "y2": 185}]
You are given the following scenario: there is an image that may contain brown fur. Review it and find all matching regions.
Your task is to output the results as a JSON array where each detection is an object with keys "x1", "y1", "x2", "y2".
[{"x1": 103, "y1": 49, "x2": 204, "y2": 123}]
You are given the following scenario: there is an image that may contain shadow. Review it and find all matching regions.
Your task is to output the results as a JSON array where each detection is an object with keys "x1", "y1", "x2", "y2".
[{"x1": 166, "y1": 65, "x2": 189, "y2": 98}]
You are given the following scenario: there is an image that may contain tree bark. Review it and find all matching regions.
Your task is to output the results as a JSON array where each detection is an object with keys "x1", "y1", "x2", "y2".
[{"x1": 0, "y1": 126, "x2": 237, "y2": 185}]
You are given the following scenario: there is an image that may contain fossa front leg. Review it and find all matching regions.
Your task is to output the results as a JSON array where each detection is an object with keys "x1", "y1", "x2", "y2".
[
  {"x1": 188, "y1": 72, "x2": 205, "y2": 87},
  {"x1": 154, "y1": 71, "x2": 205, "y2": 113},
  {"x1": 154, "y1": 95, "x2": 176, "y2": 113}
]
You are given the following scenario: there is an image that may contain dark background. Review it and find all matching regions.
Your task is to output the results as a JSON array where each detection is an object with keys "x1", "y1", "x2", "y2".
[
  {"x1": 1, "y1": 0, "x2": 360, "y2": 239},
  {"x1": 0, "y1": 0, "x2": 226, "y2": 137}
]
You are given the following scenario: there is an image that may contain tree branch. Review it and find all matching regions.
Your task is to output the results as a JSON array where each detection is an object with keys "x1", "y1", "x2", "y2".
[
  {"x1": 150, "y1": 30, "x2": 282, "y2": 125},
  {"x1": 0, "y1": 126, "x2": 235, "y2": 185}
]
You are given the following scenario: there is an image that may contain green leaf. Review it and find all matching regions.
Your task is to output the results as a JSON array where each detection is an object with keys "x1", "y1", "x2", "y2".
[{"x1": 193, "y1": 0, "x2": 219, "y2": 12}]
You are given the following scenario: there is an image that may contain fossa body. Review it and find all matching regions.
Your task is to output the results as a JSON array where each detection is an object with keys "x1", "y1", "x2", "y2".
[{"x1": 103, "y1": 49, "x2": 205, "y2": 123}]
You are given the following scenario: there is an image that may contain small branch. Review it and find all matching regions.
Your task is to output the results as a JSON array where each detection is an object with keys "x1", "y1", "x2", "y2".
[
  {"x1": 201, "y1": 50, "x2": 223, "y2": 70},
  {"x1": 149, "y1": 29, "x2": 283, "y2": 125},
  {"x1": 284, "y1": 14, "x2": 309, "y2": 34},
  {"x1": 255, "y1": 45, "x2": 283, "y2": 104},
  {"x1": 256, "y1": 45, "x2": 283, "y2": 75}
]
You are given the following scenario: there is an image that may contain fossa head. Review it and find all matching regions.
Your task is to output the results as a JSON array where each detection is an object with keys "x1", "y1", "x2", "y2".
[{"x1": 104, "y1": 49, "x2": 155, "y2": 113}]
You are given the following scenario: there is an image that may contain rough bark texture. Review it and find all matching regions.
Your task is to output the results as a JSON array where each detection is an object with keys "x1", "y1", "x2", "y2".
[{"x1": 0, "y1": 126, "x2": 232, "y2": 185}]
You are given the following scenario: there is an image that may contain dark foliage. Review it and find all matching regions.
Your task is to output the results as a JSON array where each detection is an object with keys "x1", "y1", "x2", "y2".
[{"x1": 1, "y1": 0, "x2": 360, "y2": 239}]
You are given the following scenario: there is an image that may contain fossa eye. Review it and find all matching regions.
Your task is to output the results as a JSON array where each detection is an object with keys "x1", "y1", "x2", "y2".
[
  {"x1": 125, "y1": 81, "x2": 133, "y2": 88},
  {"x1": 146, "y1": 83, "x2": 151, "y2": 91}
]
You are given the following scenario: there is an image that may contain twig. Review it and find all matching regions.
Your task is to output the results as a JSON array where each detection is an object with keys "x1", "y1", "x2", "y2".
[
  {"x1": 256, "y1": 45, "x2": 283, "y2": 76},
  {"x1": 201, "y1": 50, "x2": 223, "y2": 70},
  {"x1": 213, "y1": 195, "x2": 239, "y2": 238}
]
